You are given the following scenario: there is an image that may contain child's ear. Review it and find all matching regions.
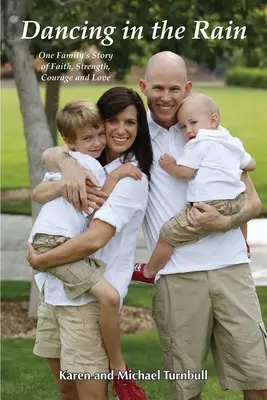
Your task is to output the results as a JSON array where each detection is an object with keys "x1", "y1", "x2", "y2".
[
  {"x1": 63, "y1": 137, "x2": 75, "y2": 150},
  {"x1": 211, "y1": 113, "x2": 219, "y2": 129}
]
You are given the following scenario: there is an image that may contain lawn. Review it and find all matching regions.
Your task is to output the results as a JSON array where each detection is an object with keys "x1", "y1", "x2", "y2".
[
  {"x1": 1, "y1": 281, "x2": 267, "y2": 400},
  {"x1": 1, "y1": 85, "x2": 267, "y2": 214}
]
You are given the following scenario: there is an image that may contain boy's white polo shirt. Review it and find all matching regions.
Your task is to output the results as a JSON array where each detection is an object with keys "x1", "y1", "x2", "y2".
[
  {"x1": 29, "y1": 151, "x2": 106, "y2": 242},
  {"x1": 35, "y1": 157, "x2": 148, "y2": 306},
  {"x1": 142, "y1": 111, "x2": 249, "y2": 275}
]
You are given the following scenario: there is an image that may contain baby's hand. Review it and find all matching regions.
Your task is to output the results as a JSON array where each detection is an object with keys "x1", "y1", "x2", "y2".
[
  {"x1": 112, "y1": 163, "x2": 142, "y2": 181},
  {"x1": 159, "y1": 154, "x2": 177, "y2": 175}
]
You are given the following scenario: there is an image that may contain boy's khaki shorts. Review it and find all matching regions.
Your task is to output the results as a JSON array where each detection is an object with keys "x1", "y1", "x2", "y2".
[
  {"x1": 160, "y1": 193, "x2": 244, "y2": 247},
  {"x1": 33, "y1": 300, "x2": 109, "y2": 374},
  {"x1": 152, "y1": 263, "x2": 267, "y2": 400},
  {"x1": 33, "y1": 233, "x2": 106, "y2": 299}
]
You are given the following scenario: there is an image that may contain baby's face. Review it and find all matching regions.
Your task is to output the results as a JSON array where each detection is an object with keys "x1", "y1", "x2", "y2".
[
  {"x1": 67, "y1": 123, "x2": 106, "y2": 158},
  {"x1": 178, "y1": 102, "x2": 215, "y2": 142}
]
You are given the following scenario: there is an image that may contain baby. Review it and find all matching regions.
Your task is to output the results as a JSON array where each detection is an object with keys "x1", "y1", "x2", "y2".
[{"x1": 139, "y1": 93, "x2": 256, "y2": 280}]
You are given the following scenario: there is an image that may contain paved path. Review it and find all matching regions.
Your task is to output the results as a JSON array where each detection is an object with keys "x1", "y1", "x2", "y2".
[{"x1": 1, "y1": 214, "x2": 267, "y2": 285}]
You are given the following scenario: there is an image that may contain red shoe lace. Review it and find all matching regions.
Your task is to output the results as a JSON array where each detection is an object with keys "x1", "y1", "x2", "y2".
[
  {"x1": 134, "y1": 263, "x2": 145, "y2": 272},
  {"x1": 112, "y1": 366, "x2": 147, "y2": 400}
]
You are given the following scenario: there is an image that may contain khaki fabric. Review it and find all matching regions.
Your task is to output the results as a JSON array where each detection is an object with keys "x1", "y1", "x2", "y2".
[
  {"x1": 160, "y1": 193, "x2": 245, "y2": 247},
  {"x1": 152, "y1": 263, "x2": 267, "y2": 400},
  {"x1": 34, "y1": 300, "x2": 109, "y2": 373},
  {"x1": 33, "y1": 233, "x2": 106, "y2": 299}
]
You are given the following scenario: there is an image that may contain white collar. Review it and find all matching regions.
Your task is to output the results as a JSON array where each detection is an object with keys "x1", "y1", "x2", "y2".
[{"x1": 147, "y1": 110, "x2": 180, "y2": 139}]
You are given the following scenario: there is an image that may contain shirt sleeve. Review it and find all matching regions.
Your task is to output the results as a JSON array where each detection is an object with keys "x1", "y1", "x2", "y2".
[
  {"x1": 93, "y1": 176, "x2": 148, "y2": 234},
  {"x1": 177, "y1": 141, "x2": 209, "y2": 170},
  {"x1": 43, "y1": 171, "x2": 62, "y2": 181},
  {"x1": 231, "y1": 137, "x2": 252, "y2": 169}
]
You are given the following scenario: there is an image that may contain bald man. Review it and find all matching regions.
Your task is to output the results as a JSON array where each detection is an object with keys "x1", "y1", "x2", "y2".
[
  {"x1": 138, "y1": 52, "x2": 267, "y2": 400},
  {"x1": 34, "y1": 52, "x2": 266, "y2": 400}
]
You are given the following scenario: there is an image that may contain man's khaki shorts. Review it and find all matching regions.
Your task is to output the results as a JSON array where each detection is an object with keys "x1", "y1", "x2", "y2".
[
  {"x1": 152, "y1": 263, "x2": 267, "y2": 400},
  {"x1": 33, "y1": 233, "x2": 106, "y2": 299},
  {"x1": 160, "y1": 193, "x2": 244, "y2": 247},
  {"x1": 33, "y1": 300, "x2": 109, "y2": 374}
]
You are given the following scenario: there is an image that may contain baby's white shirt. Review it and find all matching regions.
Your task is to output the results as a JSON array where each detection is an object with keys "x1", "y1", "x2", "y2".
[{"x1": 178, "y1": 128, "x2": 252, "y2": 202}]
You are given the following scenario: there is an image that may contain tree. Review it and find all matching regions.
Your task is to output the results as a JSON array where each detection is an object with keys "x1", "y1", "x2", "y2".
[{"x1": 1, "y1": 0, "x2": 54, "y2": 317}]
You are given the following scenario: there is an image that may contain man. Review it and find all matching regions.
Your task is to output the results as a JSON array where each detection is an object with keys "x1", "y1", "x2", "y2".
[
  {"x1": 137, "y1": 52, "x2": 267, "y2": 400},
  {"x1": 39, "y1": 52, "x2": 266, "y2": 400}
]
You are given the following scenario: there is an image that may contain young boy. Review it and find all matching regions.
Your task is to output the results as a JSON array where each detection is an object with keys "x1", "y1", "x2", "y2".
[
  {"x1": 135, "y1": 93, "x2": 256, "y2": 280},
  {"x1": 28, "y1": 100, "x2": 144, "y2": 395}
]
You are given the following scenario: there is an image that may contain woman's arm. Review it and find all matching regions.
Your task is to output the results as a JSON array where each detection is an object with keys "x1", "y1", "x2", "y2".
[
  {"x1": 27, "y1": 175, "x2": 148, "y2": 269},
  {"x1": 27, "y1": 220, "x2": 115, "y2": 269}
]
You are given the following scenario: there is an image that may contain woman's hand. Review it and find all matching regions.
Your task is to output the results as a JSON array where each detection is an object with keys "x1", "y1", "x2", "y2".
[
  {"x1": 159, "y1": 154, "x2": 177, "y2": 176},
  {"x1": 26, "y1": 244, "x2": 47, "y2": 270},
  {"x1": 111, "y1": 163, "x2": 142, "y2": 181}
]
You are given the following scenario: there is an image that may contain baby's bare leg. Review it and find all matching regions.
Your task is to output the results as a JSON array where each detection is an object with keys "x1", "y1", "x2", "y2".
[
  {"x1": 90, "y1": 279, "x2": 125, "y2": 374},
  {"x1": 145, "y1": 239, "x2": 173, "y2": 278}
]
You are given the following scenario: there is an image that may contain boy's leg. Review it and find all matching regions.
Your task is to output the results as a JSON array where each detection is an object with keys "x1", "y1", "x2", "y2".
[
  {"x1": 48, "y1": 358, "x2": 79, "y2": 400},
  {"x1": 159, "y1": 207, "x2": 201, "y2": 247},
  {"x1": 144, "y1": 239, "x2": 173, "y2": 278},
  {"x1": 33, "y1": 233, "x2": 106, "y2": 300},
  {"x1": 89, "y1": 278, "x2": 124, "y2": 374}
]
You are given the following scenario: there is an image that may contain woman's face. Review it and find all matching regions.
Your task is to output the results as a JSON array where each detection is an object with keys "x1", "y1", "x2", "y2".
[{"x1": 104, "y1": 105, "x2": 138, "y2": 162}]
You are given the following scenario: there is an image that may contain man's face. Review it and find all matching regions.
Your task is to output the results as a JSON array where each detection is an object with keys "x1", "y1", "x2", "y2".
[{"x1": 139, "y1": 67, "x2": 192, "y2": 129}]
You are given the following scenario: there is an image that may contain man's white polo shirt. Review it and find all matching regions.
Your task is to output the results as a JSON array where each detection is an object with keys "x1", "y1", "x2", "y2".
[
  {"x1": 35, "y1": 157, "x2": 148, "y2": 306},
  {"x1": 142, "y1": 111, "x2": 249, "y2": 275}
]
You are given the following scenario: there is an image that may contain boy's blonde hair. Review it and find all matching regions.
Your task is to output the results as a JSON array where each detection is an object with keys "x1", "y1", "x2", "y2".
[
  {"x1": 178, "y1": 93, "x2": 220, "y2": 122},
  {"x1": 56, "y1": 100, "x2": 102, "y2": 142}
]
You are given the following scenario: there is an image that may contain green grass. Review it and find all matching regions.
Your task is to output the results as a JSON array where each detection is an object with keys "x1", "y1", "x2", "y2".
[
  {"x1": 1, "y1": 280, "x2": 31, "y2": 301},
  {"x1": 1, "y1": 281, "x2": 267, "y2": 399},
  {"x1": 1, "y1": 85, "x2": 267, "y2": 214}
]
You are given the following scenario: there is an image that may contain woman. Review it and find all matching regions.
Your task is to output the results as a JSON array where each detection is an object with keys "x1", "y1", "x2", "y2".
[{"x1": 27, "y1": 87, "x2": 153, "y2": 400}]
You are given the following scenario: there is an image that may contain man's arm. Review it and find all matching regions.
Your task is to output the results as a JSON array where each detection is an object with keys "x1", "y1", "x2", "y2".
[
  {"x1": 186, "y1": 172, "x2": 261, "y2": 234},
  {"x1": 27, "y1": 220, "x2": 115, "y2": 269},
  {"x1": 229, "y1": 172, "x2": 261, "y2": 227},
  {"x1": 32, "y1": 181, "x2": 62, "y2": 204}
]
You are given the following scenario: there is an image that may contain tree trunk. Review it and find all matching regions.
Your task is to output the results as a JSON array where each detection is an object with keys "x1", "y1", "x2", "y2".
[
  {"x1": 45, "y1": 77, "x2": 61, "y2": 146},
  {"x1": 2, "y1": 0, "x2": 54, "y2": 317}
]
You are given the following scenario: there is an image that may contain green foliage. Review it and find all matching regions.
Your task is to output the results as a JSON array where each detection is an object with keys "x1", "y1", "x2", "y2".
[
  {"x1": 2, "y1": 85, "x2": 267, "y2": 215},
  {"x1": 226, "y1": 67, "x2": 267, "y2": 89}
]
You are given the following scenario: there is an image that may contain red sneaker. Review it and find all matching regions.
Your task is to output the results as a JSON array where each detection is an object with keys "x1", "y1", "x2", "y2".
[
  {"x1": 132, "y1": 263, "x2": 154, "y2": 285},
  {"x1": 246, "y1": 241, "x2": 251, "y2": 259},
  {"x1": 112, "y1": 366, "x2": 147, "y2": 399}
]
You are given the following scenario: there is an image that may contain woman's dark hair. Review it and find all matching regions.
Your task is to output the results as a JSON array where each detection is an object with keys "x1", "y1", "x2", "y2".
[{"x1": 97, "y1": 86, "x2": 153, "y2": 180}]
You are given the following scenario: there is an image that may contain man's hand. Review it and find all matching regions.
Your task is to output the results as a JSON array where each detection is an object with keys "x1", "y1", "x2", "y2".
[
  {"x1": 27, "y1": 244, "x2": 46, "y2": 270},
  {"x1": 185, "y1": 202, "x2": 230, "y2": 234},
  {"x1": 61, "y1": 158, "x2": 100, "y2": 212},
  {"x1": 159, "y1": 154, "x2": 177, "y2": 176}
]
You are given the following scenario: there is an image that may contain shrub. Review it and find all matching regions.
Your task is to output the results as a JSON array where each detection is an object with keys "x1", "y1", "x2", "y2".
[{"x1": 225, "y1": 67, "x2": 267, "y2": 89}]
